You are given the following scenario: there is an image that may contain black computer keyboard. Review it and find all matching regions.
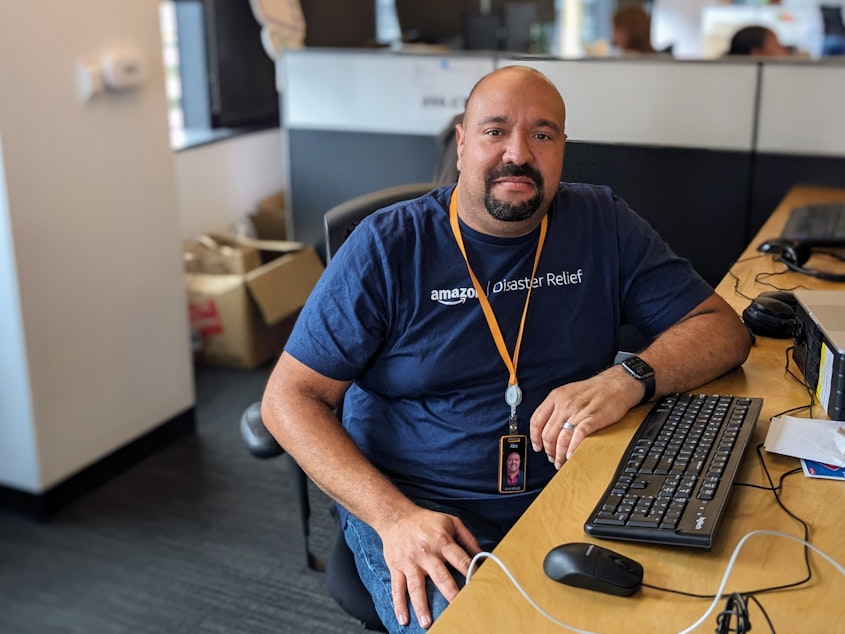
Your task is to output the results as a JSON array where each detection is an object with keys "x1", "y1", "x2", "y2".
[
  {"x1": 781, "y1": 203, "x2": 845, "y2": 243},
  {"x1": 584, "y1": 393, "x2": 763, "y2": 550}
]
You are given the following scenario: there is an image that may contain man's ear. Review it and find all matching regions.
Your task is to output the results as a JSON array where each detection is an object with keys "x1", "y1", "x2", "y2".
[{"x1": 455, "y1": 123, "x2": 465, "y2": 173}]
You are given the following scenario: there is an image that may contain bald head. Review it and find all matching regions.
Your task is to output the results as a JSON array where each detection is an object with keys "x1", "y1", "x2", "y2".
[
  {"x1": 463, "y1": 66, "x2": 566, "y2": 133},
  {"x1": 455, "y1": 65, "x2": 568, "y2": 238}
]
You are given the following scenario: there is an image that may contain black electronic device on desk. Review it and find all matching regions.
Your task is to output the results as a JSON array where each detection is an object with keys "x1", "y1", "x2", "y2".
[
  {"x1": 584, "y1": 393, "x2": 763, "y2": 550},
  {"x1": 756, "y1": 214, "x2": 845, "y2": 281},
  {"x1": 780, "y1": 202, "x2": 845, "y2": 244}
]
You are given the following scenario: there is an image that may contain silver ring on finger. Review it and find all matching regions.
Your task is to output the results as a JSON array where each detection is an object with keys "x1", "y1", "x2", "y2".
[{"x1": 562, "y1": 422, "x2": 576, "y2": 432}]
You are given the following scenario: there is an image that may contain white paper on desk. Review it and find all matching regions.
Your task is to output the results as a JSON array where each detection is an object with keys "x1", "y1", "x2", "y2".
[{"x1": 764, "y1": 415, "x2": 845, "y2": 467}]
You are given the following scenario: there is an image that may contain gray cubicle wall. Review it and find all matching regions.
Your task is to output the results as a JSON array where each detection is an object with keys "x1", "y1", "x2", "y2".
[
  {"x1": 751, "y1": 62, "x2": 845, "y2": 240},
  {"x1": 282, "y1": 50, "x2": 495, "y2": 257}
]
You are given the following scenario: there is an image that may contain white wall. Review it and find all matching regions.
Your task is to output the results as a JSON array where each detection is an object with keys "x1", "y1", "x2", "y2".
[
  {"x1": 174, "y1": 129, "x2": 285, "y2": 240},
  {"x1": 0, "y1": 0, "x2": 195, "y2": 492}
]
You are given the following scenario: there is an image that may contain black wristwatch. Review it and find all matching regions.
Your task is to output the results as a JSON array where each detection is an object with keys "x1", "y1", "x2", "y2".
[{"x1": 618, "y1": 356, "x2": 655, "y2": 406}]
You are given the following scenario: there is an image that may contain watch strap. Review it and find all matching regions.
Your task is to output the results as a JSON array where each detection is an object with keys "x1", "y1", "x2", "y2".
[{"x1": 619, "y1": 356, "x2": 655, "y2": 406}]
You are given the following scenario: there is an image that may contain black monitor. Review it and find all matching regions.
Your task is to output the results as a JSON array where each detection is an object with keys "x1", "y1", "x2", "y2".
[
  {"x1": 299, "y1": 0, "x2": 376, "y2": 47},
  {"x1": 395, "y1": 0, "x2": 477, "y2": 45},
  {"x1": 502, "y1": 2, "x2": 537, "y2": 52},
  {"x1": 464, "y1": 12, "x2": 504, "y2": 51},
  {"x1": 821, "y1": 5, "x2": 845, "y2": 35},
  {"x1": 395, "y1": 0, "x2": 553, "y2": 49}
]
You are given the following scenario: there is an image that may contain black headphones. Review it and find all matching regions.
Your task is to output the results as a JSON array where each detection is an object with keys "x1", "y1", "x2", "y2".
[
  {"x1": 742, "y1": 290, "x2": 798, "y2": 339},
  {"x1": 757, "y1": 238, "x2": 845, "y2": 282}
]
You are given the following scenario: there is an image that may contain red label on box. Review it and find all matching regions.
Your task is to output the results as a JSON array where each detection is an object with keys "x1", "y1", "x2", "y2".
[{"x1": 189, "y1": 298, "x2": 224, "y2": 336}]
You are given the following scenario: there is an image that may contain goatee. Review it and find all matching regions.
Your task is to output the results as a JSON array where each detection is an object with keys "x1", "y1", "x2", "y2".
[{"x1": 484, "y1": 164, "x2": 545, "y2": 222}]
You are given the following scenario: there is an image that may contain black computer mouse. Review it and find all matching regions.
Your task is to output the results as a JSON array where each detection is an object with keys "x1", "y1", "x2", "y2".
[
  {"x1": 757, "y1": 237, "x2": 793, "y2": 254},
  {"x1": 542, "y1": 542, "x2": 643, "y2": 597}
]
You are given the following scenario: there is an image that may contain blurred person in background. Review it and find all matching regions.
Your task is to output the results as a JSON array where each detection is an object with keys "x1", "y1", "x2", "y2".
[
  {"x1": 726, "y1": 25, "x2": 789, "y2": 56},
  {"x1": 612, "y1": 6, "x2": 656, "y2": 54}
]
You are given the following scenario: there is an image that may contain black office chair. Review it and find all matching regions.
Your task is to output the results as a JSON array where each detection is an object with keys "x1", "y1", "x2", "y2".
[{"x1": 239, "y1": 182, "x2": 443, "y2": 632}]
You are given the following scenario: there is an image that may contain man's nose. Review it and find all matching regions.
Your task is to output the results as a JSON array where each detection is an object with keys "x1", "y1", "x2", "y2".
[{"x1": 502, "y1": 135, "x2": 533, "y2": 165}]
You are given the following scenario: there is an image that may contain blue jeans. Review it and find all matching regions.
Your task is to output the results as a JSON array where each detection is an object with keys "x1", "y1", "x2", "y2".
[{"x1": 342, "y1": 501, "x2": 505, "y2": 634}]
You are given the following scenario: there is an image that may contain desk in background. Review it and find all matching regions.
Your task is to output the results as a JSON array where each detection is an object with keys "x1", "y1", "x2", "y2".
[{"x1": 430, "y1": 185, "x2": 845, "y2": 633}]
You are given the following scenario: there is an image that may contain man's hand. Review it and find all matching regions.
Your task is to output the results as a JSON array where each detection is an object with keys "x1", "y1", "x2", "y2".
[
  {"x1": 530, "y1": 294, "x2": 752, "y2": 468},
  {"x1": 379, "y1": 507, "x2": 482, "y2": 629},
  {"x1": 529, "y1": 366, "x2": 642, "y2": 469}
]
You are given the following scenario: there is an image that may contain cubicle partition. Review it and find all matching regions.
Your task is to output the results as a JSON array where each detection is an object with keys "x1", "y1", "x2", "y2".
[
  {"x1": 503, "y1": 58, "x2": 759, "y2": 286},
  {"x1": 751, "y1": 62, "x2": 845, "y2": 238},
  {"x1": 282, "y1": 50, "x2": 494, "y2": 254},
  {"x1": 281, "y1": 51, "x2": 844, "y2": 285}
]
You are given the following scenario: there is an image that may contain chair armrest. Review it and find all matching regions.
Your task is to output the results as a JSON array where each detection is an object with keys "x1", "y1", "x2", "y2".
[{"x1": 239, "y1": 401, "x2": 285, "y2": 459}]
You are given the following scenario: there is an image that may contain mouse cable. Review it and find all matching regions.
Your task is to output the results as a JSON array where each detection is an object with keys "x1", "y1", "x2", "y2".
[
  {"x1": 647, "y1": 445, "x2": 810, "y2": 601},
  {"x1": 466, "y1": 551, "x2": 599, "y2": 634},
  {"x1": 726, "y1": 255, "x2": 769, "y2": 302},
  {"x1": 741, "y1": 445, "x2": 813, "y2": 595},
  {"x1": 751, "y1": 268, "x2": 811, "y2": 292},
  {"x1": 467, "y1": 532, "x2": 845, "y2": 634},
  {"x1": 675, "y1": 530, "x2": 843, "y2": 634},
  {"x1": 781, "y1": 345, "x2": 819, "y2": 418},
  {"x1": 734, "y1": 445, "x2": 802, "y2": 497},
  {"x1": 724, "y1": 254, "x2": 807, "y2": 302},
  {"x1": 745, "y1": 594, "x2": 776, "y2": 632}
]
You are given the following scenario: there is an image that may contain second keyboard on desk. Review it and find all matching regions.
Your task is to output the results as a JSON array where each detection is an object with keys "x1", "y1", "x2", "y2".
[{"x1": 584, "y1": 393, "x2": 763, "y2": 550}]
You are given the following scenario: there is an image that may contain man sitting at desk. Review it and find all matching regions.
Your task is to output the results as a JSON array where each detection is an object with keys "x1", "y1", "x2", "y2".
[{"x1": 261, "y1": 66, "x2": 751, "y2": 633}]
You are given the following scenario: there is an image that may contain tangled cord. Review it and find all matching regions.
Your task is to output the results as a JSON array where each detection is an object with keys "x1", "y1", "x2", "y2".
[{"x1": 716, "y1": 593, "x2": 751, "y2": 634}]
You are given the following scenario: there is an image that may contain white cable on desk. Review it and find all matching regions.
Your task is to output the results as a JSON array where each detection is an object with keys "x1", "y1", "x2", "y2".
[
  {"x1": 467, "y1": 551, "x2": 600, "y2": 634},
  {"x1": 466, "y1": 529, "x2": 845, "y2": 634}
]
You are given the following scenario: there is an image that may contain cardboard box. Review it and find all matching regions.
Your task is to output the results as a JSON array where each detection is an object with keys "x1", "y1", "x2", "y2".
[
  {"x1": 186, "y1": 238, "x2": 324, "y2": 369},
  {"x1": 249, "y1": 191, "x2": 287, "y2": 241},
  {"x1": 183, "y1": 233, "x2": 262, "y2": 275}
]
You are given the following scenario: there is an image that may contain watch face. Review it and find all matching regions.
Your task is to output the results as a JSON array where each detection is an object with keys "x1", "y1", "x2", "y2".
[{"x1": 623, "y1": 356, "x2": 655, "y2": 379}]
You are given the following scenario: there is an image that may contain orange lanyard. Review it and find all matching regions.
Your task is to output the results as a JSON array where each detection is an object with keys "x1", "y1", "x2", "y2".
[{"x1": 449, "y1": 187, "x2": 547, "y2": 432}]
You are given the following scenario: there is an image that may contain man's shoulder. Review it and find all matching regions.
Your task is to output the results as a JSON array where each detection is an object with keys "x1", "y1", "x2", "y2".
[
  {"x1": 550, "y1": 182, "x2": 620, "y2": 220},
  {"x1": 342, "y1": 184, "x2": 454, "y2": 257},
  {"x1": 554, "y1": 181, "x2": 614, "y2": 202},
  {"x1": 366, "y1": 184, "x2": 453, "y2": 228}
]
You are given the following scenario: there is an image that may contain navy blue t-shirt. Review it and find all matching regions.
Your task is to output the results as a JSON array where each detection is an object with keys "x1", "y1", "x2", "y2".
[{"x1": 285, "y1": 183, "x2": 713, "y2": 527}]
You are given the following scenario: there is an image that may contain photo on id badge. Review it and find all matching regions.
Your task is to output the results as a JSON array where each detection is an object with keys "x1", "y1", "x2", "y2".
[{"x1": 499, "y1": 436, "x2": 527, "y2": 493}]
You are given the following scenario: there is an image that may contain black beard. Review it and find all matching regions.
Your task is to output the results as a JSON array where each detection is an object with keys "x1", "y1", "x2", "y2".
[{"x1": 483, "y1": 165, "x2": 545, "y2": 222}]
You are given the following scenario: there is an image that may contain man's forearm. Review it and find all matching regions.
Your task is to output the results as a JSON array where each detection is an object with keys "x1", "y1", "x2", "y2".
[
  {"x1": 637, "y1": 294, "x2": 751, "y2": 398},
  {"x1": 261, "y1": 353, "x2": 419, "y2": 533}
]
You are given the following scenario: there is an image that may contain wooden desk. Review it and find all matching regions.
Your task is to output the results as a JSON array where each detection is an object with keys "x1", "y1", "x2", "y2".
[{"x1": 431, "y1": 185, "x2": 845, "y2": 633}]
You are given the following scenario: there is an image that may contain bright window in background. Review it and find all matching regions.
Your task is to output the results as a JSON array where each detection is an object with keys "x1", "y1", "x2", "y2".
[
  {"x1": 159, "y1": 1, "x2": 185, "y2": 147},
  {"x1": 376, "y1": 0, "x2": 402, "y2": 45},
  {"x1": 157, "y1": 0, "x2": 278, "y2": 151}
]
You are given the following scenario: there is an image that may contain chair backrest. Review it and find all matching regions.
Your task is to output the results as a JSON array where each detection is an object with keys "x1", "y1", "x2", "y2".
[{"x1": 323, "y1": 182, "x2": 444, "y2": 263}]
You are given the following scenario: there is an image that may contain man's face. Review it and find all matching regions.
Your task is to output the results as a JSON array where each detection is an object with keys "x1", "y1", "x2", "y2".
[
  {"x1": 507, "y1": 452, "x2": 521, "y2": 475},
  {"x1": 760, "y1": 32, "x2": 788, "y2": 56},
  {"x1": 456, "y1": 68, "x2": 567, "y2": 231}
]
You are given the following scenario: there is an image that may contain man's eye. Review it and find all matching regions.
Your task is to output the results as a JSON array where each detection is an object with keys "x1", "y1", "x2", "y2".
[
  {"x1": 535, "y1": 133, "x2": 552, "y2": 141},
  {"x1": 485, "y1": 129, "x2": 504, "y2": 136}
]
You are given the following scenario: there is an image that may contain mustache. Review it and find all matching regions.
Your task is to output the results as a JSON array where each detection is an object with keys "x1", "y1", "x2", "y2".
[{"x1": 485, "y1": 164, "x2": 544, "y2": 188}]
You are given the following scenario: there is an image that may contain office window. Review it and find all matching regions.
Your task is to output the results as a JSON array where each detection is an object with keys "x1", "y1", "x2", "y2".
[
  {"x1": 158, "y1": 0, "x2": 279, "y2": 150},
  {"x1": 376, "y1": 0, "x2": 402, "y2": 45},
  {"x1": 159, "y1": 1, "x2": 185, "y2": 146}
]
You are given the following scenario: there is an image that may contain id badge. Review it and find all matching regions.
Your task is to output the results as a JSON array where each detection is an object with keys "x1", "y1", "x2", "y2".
[{"x1": 498, "y1": 435, "x2": 527, "y2": 493}]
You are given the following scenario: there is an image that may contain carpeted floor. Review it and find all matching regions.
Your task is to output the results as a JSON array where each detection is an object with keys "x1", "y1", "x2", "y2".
[{"x1": 0, "y1": 362, "x2": 366, "y2": 634}]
